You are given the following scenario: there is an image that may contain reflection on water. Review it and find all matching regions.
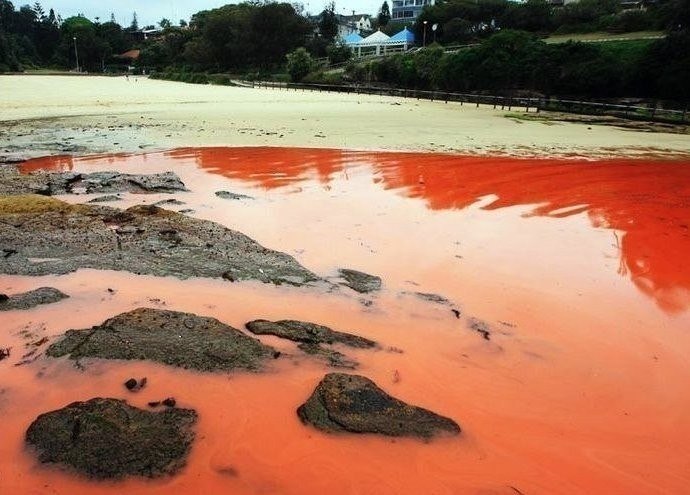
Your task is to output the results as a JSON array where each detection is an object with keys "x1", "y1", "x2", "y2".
[
  {"x1": 154, "y1": 147, "x2": 690, "y2": 313},
  {"x1": 7, "y1": 147, "x2": 690, "y2": 495}
]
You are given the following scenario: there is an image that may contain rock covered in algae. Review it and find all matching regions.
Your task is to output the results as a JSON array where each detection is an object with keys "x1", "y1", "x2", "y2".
[
  {"x1": 47, "y1": 308, "x2": 277, "y2": 372},
  {"x1": 26, "y1": 398, "x2": 197, "y2": 479},
  {"x1": 297, "y1": 373, "x2": 460, "y2": 439},
  {"x1": 0, "y1": 195, "x2": 318, "y2": 286}
]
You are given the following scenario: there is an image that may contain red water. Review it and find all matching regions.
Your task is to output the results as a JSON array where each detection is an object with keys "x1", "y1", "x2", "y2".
[{"x1": 3, "y1": 147, "x2": 690, "y2": 494}]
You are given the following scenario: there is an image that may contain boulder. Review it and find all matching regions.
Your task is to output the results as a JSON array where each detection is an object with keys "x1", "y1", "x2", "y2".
[
  {"x1": 25, "y1": 398, "x2": 196, "y2": 479},
  {"x1": 297, "y1": 373, "x2": 460, "y2": 439},
  {"x1": 0, "y1": 287, "x2": 68, "y2": 311},
  {"x1": 47, "y1": 308, "x2": 277, "y2": 372}
]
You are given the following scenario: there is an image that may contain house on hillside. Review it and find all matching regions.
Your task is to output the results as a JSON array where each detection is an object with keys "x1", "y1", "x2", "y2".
[
  {"x1": 391, "y1": 0, "x2": 435, "y2": 21},
  {"x1": 337, "y1": 14, "x2": 373, "y2": 37}
]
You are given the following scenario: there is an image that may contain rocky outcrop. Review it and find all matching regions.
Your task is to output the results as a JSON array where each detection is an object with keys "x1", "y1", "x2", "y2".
[
  {"x1": 297, "y1": 373, "x2": 461, "y2": 439},
  {"x1": 245, "y1": 320, "x2": 377, "y2": 349},
  {"x1": 46, "y1": 308, "x2": 277, "y2": 372},
  {"x1": 246, "y1": 320, "x2": 377, "y2": 369},
  {"x1": 0, "y1": 169, "x2": 187, "y2": 196},
  {"x1": 0, "y1": 287, "x2": 68, "y2": 311},
  {"x1": 338, "y1": 268, "x2": 382, "y2": 293},
  {"x1": 215, "y1": 190, "x2": 253, "y2": 200},
  {"x1": 25, "y1": 398, "x2": 197, "y2": 479},
  {"x1": 0, "y1": 195, "x2": 318, "y2": 285}
]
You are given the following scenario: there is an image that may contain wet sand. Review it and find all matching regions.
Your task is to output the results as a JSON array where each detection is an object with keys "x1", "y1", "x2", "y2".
[
  {"x1": 1, "y1": 75, "x2": 689, "y2": 159},
  {"x1": 2, "y1": 148, "x2": 690, "y2": 494}
]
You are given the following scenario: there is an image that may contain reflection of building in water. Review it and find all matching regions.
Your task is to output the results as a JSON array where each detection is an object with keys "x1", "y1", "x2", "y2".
[{"x1": 391, "y1": 0, "x2": 435, "y2": 21}]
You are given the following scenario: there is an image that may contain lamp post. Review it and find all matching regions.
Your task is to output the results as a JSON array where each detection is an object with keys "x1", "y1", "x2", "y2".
[
  {"x1": 73, "y1": 36, "x2": 80, "y2": 72},
  {"x1": 423, "y1": 20, "x2": 428, "y2": 47}
]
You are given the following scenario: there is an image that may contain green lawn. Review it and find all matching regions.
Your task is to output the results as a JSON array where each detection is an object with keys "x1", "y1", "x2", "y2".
[{"x1": 544, "y1": 31, "x2": 665, "y2": 44}]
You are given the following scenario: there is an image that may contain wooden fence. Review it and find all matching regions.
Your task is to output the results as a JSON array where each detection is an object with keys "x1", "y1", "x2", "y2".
[{"x1": 245, "y1": 80, "x2": 689, "y2": 125}]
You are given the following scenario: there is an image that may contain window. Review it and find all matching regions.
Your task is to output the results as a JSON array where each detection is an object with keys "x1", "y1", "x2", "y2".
[
  {"x1": 392, "y1": 11, "x2": 401, "y2": 18},
  {"x1": 404, "y1": 0, "x2": 414, "y2": 6},
  {"x1": 403, "y1": 10, "x2": 414, "y2": 17},
  {"x1": 415, "y1": 0, "x2": 423, "y2": 5},
  {"x1": 393, "y1": 0, "x2": 403, "y2": 6}
]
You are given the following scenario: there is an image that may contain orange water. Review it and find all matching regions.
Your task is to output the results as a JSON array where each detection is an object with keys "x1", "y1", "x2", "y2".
[{"x1": 2, "y1": 147, "x2": 690, "y2": 494}]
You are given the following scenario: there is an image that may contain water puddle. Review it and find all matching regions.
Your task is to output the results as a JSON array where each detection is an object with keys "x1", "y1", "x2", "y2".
[{"x1": 2, "y1": 147, "x2": 690, "y2": 494}]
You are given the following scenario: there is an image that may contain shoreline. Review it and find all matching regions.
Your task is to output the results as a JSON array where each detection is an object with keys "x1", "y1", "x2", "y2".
[{"x1": 1, "y1": 75, "x2": 689, "y2": 161}]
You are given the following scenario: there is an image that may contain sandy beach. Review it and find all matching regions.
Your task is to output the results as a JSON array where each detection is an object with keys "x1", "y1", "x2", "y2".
[{"x1": 1, "y1": 75, "x2": 688, "y2": 158}]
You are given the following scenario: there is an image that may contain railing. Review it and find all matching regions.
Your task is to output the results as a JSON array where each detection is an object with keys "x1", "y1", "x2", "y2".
[{"x1": 244, "y1": 80, "x2": 689, "y2": 124}]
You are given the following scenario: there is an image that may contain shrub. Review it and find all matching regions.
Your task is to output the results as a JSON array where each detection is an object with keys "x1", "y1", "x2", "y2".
[{"x1": 286, "y1": 47, "x2": 313, "y2": 82}]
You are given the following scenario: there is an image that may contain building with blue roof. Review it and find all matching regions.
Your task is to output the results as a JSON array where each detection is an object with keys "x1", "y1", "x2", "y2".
[{"x1": 344, "y1": 27, "x2": 417, "y2": 57}]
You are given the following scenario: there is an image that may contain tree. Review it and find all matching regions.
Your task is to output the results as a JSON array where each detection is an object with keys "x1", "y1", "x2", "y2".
[
  {"x1": 318, "y1": 1, "x2": 338, "y2": 42},
  {"x1": 159, "y1": 18, "x2": 171, "y2": 29},
  {"x1": 378, "y1": 1, "x2": 391, "y2": 27},
  {"x1": 179, "y1": 19, "x2": 187, "y2": 27},
  {"x1": 129, "y1": 12, "x2": 138, "y2": 31},
  {"x1": 286, "y1": 46, "x2": 313, "y2": 81},
  {"x1": 110, "y1": 12, "x2": 115, "y2": 23},
  {"x1": 326, "y1": 39, "x2": 351, "y2": 63}
]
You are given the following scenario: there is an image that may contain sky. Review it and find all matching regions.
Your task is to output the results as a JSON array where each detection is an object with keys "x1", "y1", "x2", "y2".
[{"x1": 37, "y1": 0, "x2": 379, "y2": 27}]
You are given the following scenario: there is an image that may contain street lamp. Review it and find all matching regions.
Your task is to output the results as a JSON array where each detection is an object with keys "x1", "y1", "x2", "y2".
[
  {"x1": 423, "y1": 20, "x2": 428, "y2": 47},
  {"x1": 73, "y1": 36, "x2": 80, "y2": 73}
]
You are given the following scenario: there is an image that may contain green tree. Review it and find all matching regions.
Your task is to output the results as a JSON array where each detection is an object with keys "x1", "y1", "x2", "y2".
[
  {"x1": 318, "y1": 1, "x2": 338, "y2": 42},
  {"x1": 286, "y1": 46, "x2": 313, "y2": 81},
  {"x1": 129, "y1": 12, "x2": 138, "y2": 31},
  {"x1": 159, "y1": 18, "x2": 171, "y2": 29},
  {"x1": 378, "y1": 1, "x2": 391, "y2": 27}
]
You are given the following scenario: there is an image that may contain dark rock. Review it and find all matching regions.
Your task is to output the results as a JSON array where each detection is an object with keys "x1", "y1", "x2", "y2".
[
  {"x1": 405, "y1": 291, "x2": 452, "y2": 306},
  {"x1": 215, "y1": 190, "x2": 253, "y2": 200},
  {"x1": 245, "y1": 320, "x2": 377, "y2": 349},
  {"x1": 87, "y1": 195, "x2": 121, "y2": 203},
  {"x1": 0, "y1": 169, "x2": 187, "y2": 196},
  {"x1": 148, "y1": 401, "x2": 161, "y2": 408},
  {"x1": 297, "y1": 373, "x2": 461, "y2": 439},
  {"x1": 451, "y1": 309, "x2": 461, "y2": 319},
  {"x1": 153, "y1": 198, "x2": 185, "y2": 207},
  {"x1": 46, "y1": 308, "x2": 277, "y2": 373},
  {"x1": 338, "y1": 268, "x2": 382, "y2": 293},
  {"x1": 0, "y1": 154, "x2": 28, "y2": 164},
  {"x1": 124, "y1": 378, "x2": 138, "y2": 390},
  {"x1": 468, "y1": 318, "x2": 491, "y2": 340},
  {"x1": 0, "y1": 195, "x2": 319, "y2": 286},
  {"x1": 25, "y1": 398, "x2": 196, "y2": 479},
  {"x1": 162, "y1": 398, "x2": 176, "y2": 408},
  {"x1": 0, "y1": 294, "x2": 8, "y2": 302},
  {"x1": 0, "y1": 287, "x2": 68, "y2": 311},
  {"x1": 297, "y1": 343, "x2": 358, "y2": 369},
  {"x1": 0, "y1": 347, "x2": 10, "y2": 361}
]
